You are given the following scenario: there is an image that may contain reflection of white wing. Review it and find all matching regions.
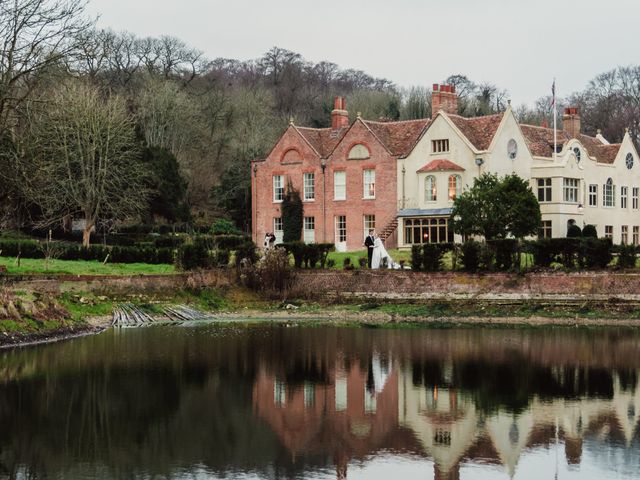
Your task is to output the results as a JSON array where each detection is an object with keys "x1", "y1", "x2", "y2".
[{"x1": 371, "y1": 352, "x2": 392, "y2": 393}]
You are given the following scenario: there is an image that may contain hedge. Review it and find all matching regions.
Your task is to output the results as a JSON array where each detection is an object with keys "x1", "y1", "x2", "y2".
[
  {"x1": 0, "y1": 239, "x2": 174, "y2": 264},
  {"x1": 281, "y1": 242, "x2": 335, "y2": 268}
]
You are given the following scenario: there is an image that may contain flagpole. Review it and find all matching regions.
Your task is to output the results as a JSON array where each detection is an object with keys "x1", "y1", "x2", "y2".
[{"x1": 553, "y1": 78, "x2": 557, "y2": 162}]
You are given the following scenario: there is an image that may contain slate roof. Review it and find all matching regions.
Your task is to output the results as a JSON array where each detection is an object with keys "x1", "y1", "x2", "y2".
[{"x1": 417, "y1": 159, "x2": 465, "y2": 173}]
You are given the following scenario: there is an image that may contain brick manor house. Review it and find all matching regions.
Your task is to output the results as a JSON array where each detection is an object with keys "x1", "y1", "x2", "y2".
[{"x1": 251, "y1": 85, "x2": 640, "y2": 251}]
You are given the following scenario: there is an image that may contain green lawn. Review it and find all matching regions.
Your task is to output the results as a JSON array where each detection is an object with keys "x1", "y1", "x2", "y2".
[{"x1": 0, "y1": 256, "x2": 175, "y2": 275}]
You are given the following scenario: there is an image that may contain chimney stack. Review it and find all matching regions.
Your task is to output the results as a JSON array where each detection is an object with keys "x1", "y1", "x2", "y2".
[
  {"x1": 563, "y1": 107, "x2": 581, "y2": 138},
  {"x1": 331, "y1": 96, "x2": 349, "y2": 130},
  {"x1": 432, "y1": 84, "x2": 458, "y2": 118}
]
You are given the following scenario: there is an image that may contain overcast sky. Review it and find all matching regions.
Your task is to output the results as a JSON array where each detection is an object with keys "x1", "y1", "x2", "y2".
[{"x1": 87, "y1": 0, "x2": 639, "y2": 106}]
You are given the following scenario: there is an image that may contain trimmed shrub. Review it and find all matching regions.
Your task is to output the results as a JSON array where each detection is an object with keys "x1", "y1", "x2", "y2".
[
  {"x1": 304, "y1": 245, "x2": 321, "y2": 268},
  {"x1": 530, "y1": 239, "x2": 555, "y2": 268},
  {"x1": 422, "y1": 244, "x2": 443, "y2": 272},
  {"x1": 582, "y1": 224, "x2": 598, "y2": 238},
  {"x1": 316, "y1": 243, "x2": 335, "y2": 268},
  {"x1": 488, "y1": 239, "x2": 518, "y2": 271},
  {"x1": 411, "y1": 245, "x2": 423, "y2": 271},
  {"x1": 154, "y1": 236, "x2": 185, "y2": 248},
  {"x1": 460, "y1": 240, "x2": 481, "y2": 272},
  {"x1": 616, "y1": 244, "x2": 637, "y2": 269},
  {"x1": 214, "y1": 234, "x2": 246, "y2": 250},
  {"x1": 282, "y1": 242, "x2": 305, "y2": 268},
  {"x1": 234, "y1": 241, "x2": 258, "y2": 267},
  {"x1": 358, "y1": 257, "x2": 368, "y2": 268},
  {"x1": 327, "y1": 259, "x2": 336, "y2": 268},
  {"x1": 176, "y1": 243, "x2": 210, "y2": 270},
  {"x1": 567, "y1": 224, "x2": 582, "y2": 238},
  {"x1": 213, "y1": 249, "x2": 230, "y2": 267},
  {"x1": 343, "y1": 257, "x2": 354, "y2": 270},
  {"x1": 581, "y1": 238, "x2": 613, "y2": 269},
  {"x1": 211, "y1": 218, "x2": 241, "y2": 235}
]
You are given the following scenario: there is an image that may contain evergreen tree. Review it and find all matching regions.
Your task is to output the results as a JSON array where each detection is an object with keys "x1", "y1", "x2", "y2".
[{"x1": 281, "y1": 181, "x2": 303, "y2": 242}]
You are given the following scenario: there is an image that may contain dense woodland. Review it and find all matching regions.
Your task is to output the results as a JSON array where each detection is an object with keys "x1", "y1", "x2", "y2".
[{"x1": 1, "y1": 0, "x2": 639, "y2": 243}]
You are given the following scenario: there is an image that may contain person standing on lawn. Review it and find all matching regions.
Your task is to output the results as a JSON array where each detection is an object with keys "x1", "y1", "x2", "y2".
[{"x1": 364, "y1": 229, "x2": 375, "y2": 268}]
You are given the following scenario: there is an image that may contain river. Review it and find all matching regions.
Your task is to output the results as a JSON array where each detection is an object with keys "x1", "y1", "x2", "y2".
[{"x1": 0, "y1": 322, "x2": 639, "y2": 479}]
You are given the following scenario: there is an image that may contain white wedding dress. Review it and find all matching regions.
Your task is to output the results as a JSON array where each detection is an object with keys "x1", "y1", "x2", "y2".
[{"x1": 371, "y1": 237, "x2": 396, "y2": 269}]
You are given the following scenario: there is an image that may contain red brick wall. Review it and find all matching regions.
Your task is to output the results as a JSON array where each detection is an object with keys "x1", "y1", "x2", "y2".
[
  {"x1": 291, "y1": 270, "x2": 640, "y2": 299},
  {"x1": 252, "y1": 127, "x2": 324, "y2": 245},
  {"x1": 326, "y1": 121, "x2": 398, "y2": 250}
]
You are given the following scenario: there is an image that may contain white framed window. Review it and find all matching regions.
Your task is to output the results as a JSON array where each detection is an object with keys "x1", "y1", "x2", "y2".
[
  {"x1": 431, "y1": 139, "x2": 450, "y2": 153},
  {"x1": 303, "y1": 172, "x2": 315, "y2": 201},
  {"x1": 273, "y1": 175, "x2": 284, "y2": 202},
  {"x1": 363, "y1": 215, "x2": 376, "y2": 240},
  {"x1": 634, "y1": 226, "x2": 639, "y2": 245},
  {"x1": 334, "y1": 171, "x2": 346, "y2": 200},
  {"x1": 364, "y1": 388, "x2": 377, "y2": 413},
  {"x1": 563, "y1": 178, "x2": 579, "y2": 203},
  {"x1": 363, "y1": 169, "x2": 375, "y2": 199},
  {"x1": 274, "y1": 380, "x2": 286, "y2": 407},
  {"x1": 448, "y1": 175, "x2": 462, "y2": 201},
  {"x1": 537, "y1": 178, "x2": 552, "y2": 202},
  {"x1": 622, "y1": 225, "x2": 629, "y2": 244},
  {"x1": 605, "y1": 225, "x2": 613, "y2": 239},
  {"x1": 588, "y1": 184, "x2": 598, "y2": 207},
  {"x1": 425, "y1": 175, "x2": 437, "y2": 202},
  {"x1": 304, "y1": 382, "x2": 315, "y2": 408},
  {"x1": 303, "y1": 216, "x2": 315, "y2": 243},
  {"x1": 603, "y1": 178, "x2": 615, "y2": 207},
  {"x1": 633, "y1": 188, "x2": 639, "y2": 209},
  {"x1": 404, "y1": 217, "x2": 453, "y2": 244},
  {"x1": 539, "y1": 220, "x2": 552, "y2": 239},
  {"x1": 335, "y1": 215, "x2": 347, "y2": 243},
  {"x1": 273, "y1": 217, "x2": 283, "y2": 244},
  {"x1": 621, "y1": 186, "x2": 628, "y2": 209},
  {"x1": 335, "y1": 377, "x2": 347, "y2": 411}
]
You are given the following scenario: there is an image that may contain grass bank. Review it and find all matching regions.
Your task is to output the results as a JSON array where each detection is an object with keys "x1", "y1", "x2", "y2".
[{"x1": 0, "y1": 256, "x2": 175, "y2": 275}]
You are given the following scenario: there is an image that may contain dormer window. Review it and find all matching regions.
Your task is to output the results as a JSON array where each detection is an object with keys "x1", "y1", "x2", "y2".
[
  {"x1": 348, "y1": 144, "x2": 370, "y2": 160},
  {"x1": 432, "y1": 139, "x2": 450, "y2": 153}
]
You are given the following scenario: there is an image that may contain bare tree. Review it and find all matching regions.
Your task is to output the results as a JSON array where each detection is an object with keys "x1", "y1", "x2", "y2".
[
  {"x1": 19, "y1": 81, "x2": 147, "y2": 247},
  {"x1": 0, "y1": 0, "x2": 92, "y2": 134}
]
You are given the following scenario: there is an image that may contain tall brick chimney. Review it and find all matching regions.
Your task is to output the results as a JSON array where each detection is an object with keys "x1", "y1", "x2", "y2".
[
  {"x1": 432, "y1": 84, "x2": 458, "y2": 118},
  {"x1": 331, "y1": 96, "x2": 349, "y2": 130},
  {"x1": 563, "y1": 107, "x2": 581, "y2": 138}
]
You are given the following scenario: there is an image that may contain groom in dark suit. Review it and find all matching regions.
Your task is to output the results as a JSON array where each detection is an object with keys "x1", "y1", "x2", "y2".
[{"x1": 364, "y1": 229, "x2": 375, "y2": 268}]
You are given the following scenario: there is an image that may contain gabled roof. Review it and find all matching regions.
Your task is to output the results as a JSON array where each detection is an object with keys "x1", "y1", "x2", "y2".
[
  {"x1": 294, "y1": 126, "x2": 348, "y2": 157},
  {"x1": 417, "y1": 159, "x2": 465, "y2": 173},
  {"x1": 447, "y1": 113, "x2": 504, "y2": 151},
  {"x1": 361, "y1": 118, "x2": 431, "y2": 157},
  {"x1": 519, "y1": 124, "x2": 622, "y2": 164}
]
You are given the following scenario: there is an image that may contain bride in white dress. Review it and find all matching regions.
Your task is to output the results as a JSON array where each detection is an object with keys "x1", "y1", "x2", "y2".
[{"x1": 371, "y1": 236, "x2": 397, "y2": 269}]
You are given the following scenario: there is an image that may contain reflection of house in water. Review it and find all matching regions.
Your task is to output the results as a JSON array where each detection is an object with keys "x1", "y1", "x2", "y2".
[
  {"x1": 253, "y1": 353, "x2": 413, "y2": 478},
  {"x1": 399, "y1": 366, "x2": 640, "y2": 479}
]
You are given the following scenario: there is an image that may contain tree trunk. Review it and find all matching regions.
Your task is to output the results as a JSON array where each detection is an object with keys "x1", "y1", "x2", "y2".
[{"x1": 82, "y1": 220, "x2": 94, "y2": 248}]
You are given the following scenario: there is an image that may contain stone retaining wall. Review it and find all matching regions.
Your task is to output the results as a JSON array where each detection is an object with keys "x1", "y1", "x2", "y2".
[{"x1": 0, "y1": 270, "x2": 233, "y2": 296}]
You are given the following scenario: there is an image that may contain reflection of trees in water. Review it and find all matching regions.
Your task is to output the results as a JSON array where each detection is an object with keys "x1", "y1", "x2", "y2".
[{"x1": 0, "y1": 325, "x2": 639, "y2": 478}]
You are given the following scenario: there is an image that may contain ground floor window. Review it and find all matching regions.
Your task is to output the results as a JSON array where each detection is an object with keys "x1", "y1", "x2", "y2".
[
  {"x1": 363, "y1": 215, "x2": 376, "y2": 240},
  {"x1": 605, "y1": 225, "x2": 613, "y2": 239},
  {"x1": 539, "y1": 220, "x2": 552, "y2": 239},
  {"x1": 403, "y1": 217, "x2": 453, "y2": 244},
  {"x1": 273, "y1": 217, "x2": 283, "y2": 243},
  {"x1": 634, "y1": 226, "x2": 639, "y2": 245},
  {"x1": 622, "y1": 225, "x2": 629, "y2": 244},
  {"x1": 303, "y1": 216, "x2": 315, "y2": 243},
  {"x1": 335, "y1": 216, "x2": 347, "y2": 243}
]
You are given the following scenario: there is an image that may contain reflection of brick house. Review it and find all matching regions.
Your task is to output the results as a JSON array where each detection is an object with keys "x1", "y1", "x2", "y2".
[{"x1": 252, "y1": 356, "x2": 407, "y2": 476}]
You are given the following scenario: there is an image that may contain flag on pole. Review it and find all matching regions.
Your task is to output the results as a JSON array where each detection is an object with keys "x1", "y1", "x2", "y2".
[{"x1": 551, "y1": 79, "x2": 556, "y2": 107}]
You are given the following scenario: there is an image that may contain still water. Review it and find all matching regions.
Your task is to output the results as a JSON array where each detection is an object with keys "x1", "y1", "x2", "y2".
[{"x1": 1, "y1": 323, "x2": 639, "y2": 479}]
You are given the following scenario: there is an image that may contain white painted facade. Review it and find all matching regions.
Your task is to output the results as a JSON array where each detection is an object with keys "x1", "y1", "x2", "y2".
[{"x1": 396, "y1": 106, "x2": 640, "y2": 247}]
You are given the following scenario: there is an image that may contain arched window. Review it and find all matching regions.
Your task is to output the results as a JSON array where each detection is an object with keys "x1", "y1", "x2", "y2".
[
  {"x1": 603, "y1": 177, "x2": 615, "y2": 207},
  {"x1": 448, "y1": 175, "x2": 462, "y2": 201},
  {"x1": 425, "y1": 176, "x2": 437, "y2": 202},
  {"x1": 348, "y1": 144, "x2": 370, "y2": 160}
]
